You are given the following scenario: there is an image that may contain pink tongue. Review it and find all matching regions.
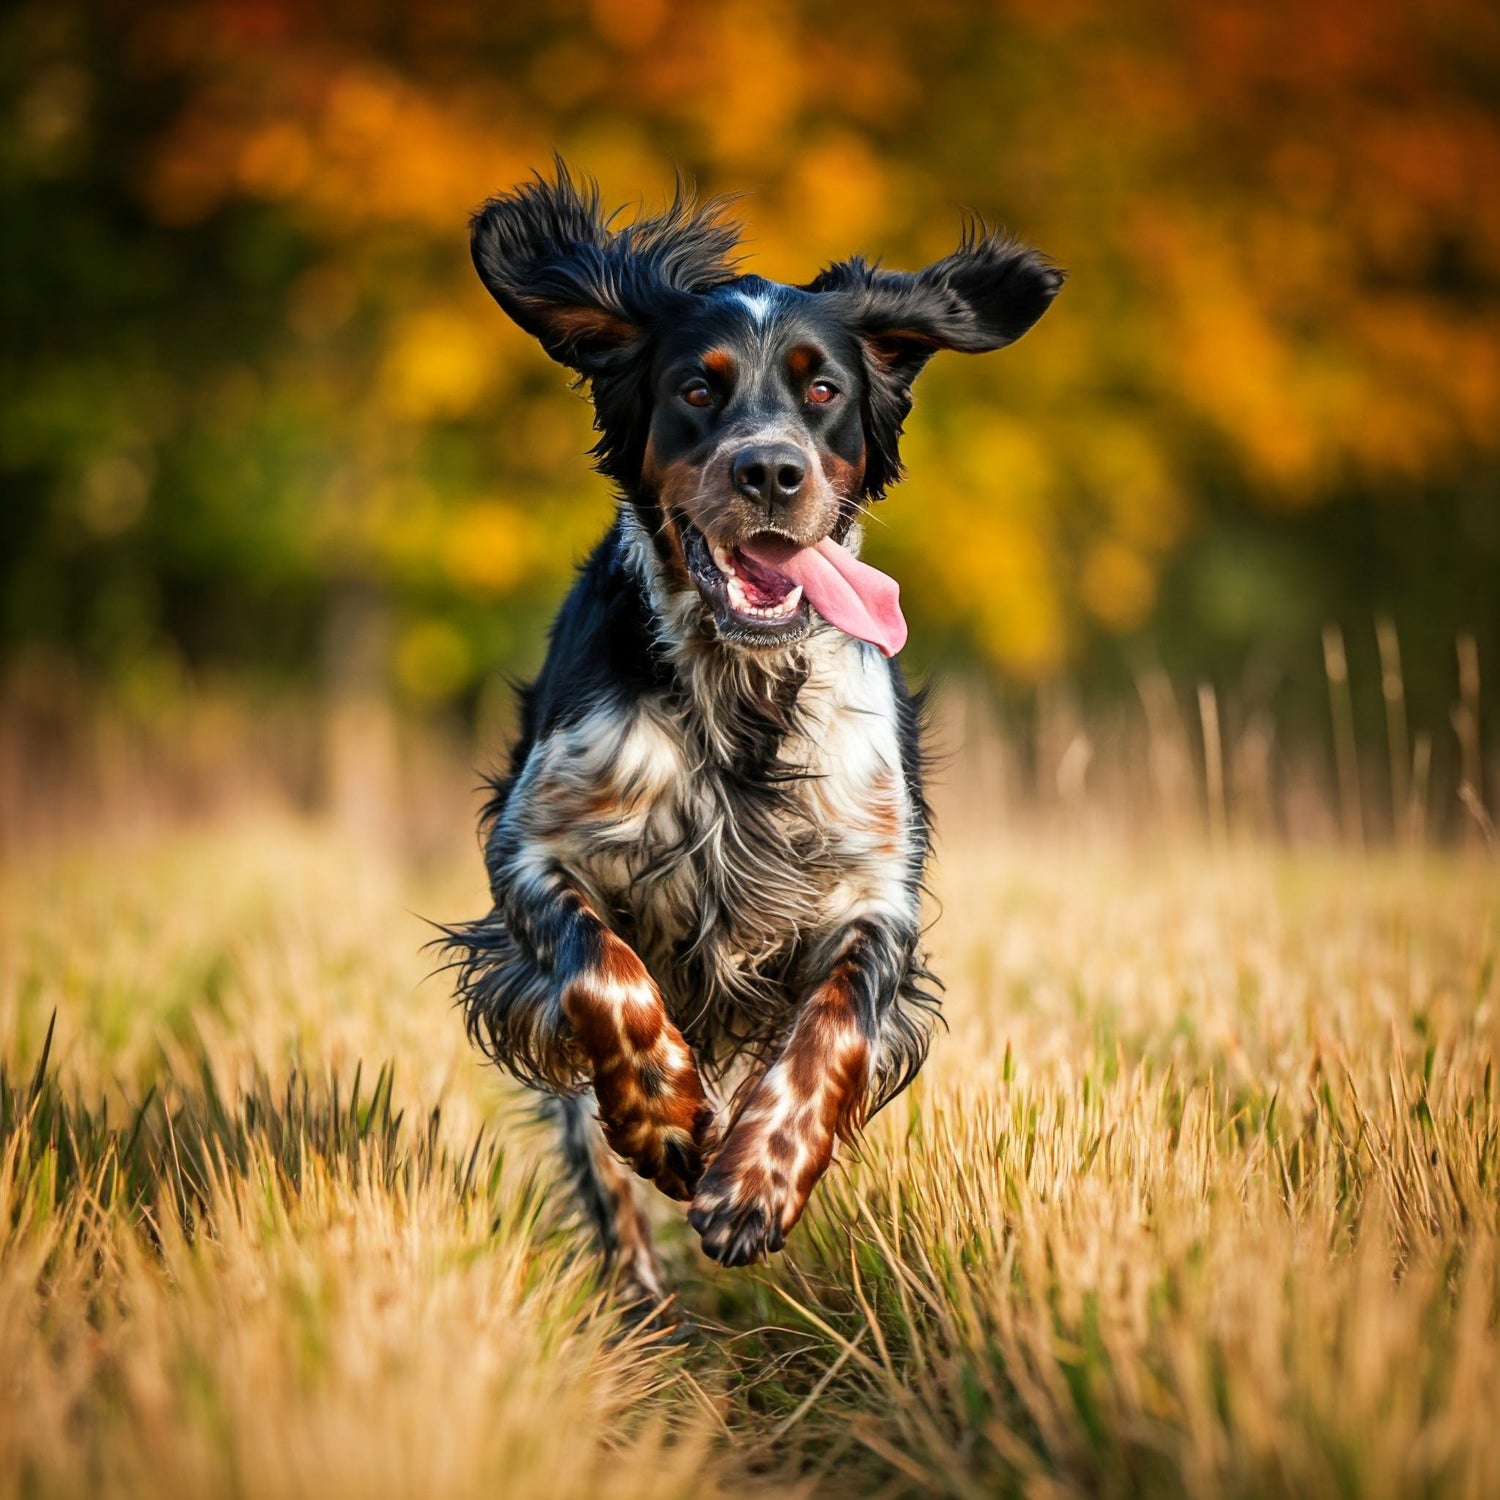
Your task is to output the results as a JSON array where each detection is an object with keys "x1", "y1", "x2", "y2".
[{"x1": 740, "y1": 536, "x2": 907, "y2": 658}]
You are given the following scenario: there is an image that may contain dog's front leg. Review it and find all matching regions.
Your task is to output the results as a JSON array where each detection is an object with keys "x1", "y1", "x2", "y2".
[
  {"x1": 689, "y1": 919, "x2": 902, "y2": 1265},
  {"x1": 491, "y1": 865, "x2": 718, "y2": 1200},
  {"x1": 559, "y1": 902, "x2": 718, "y2": 1200}
]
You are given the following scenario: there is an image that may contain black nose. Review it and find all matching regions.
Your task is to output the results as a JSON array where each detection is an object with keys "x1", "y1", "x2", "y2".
[{"x1": 730, "y1": 444, "x2": 807, "y2": 508}]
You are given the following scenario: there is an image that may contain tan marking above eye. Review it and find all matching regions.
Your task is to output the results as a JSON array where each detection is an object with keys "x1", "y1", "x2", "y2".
[
  {"x1": 703, "y1": 349, "x2": 734, "y2": 377},
  {"x1": 787, "y1": 346, "x2": 816, "y2": 380}
]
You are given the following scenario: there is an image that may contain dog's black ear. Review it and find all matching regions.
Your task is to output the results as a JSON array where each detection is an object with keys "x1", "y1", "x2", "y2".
[
  {"x1": 470, "y1": 159, "x2": 741, "y2": 376},
  {"x1": 806, "y1": 223, "x2": 1064, "y2": 495},
  {"x1": 806, "y1": 222, "x2": 1063, "y2": 380}
]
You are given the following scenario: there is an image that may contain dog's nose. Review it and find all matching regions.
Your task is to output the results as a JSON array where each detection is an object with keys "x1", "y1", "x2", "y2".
[{"x1": 730, "y1": 444, "x2": 807, "y2": 509}]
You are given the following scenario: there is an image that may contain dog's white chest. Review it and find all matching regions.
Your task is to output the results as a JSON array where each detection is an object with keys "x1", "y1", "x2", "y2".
[{"x1": 518, "y1": 634, "x2": 913, "y2": 971}]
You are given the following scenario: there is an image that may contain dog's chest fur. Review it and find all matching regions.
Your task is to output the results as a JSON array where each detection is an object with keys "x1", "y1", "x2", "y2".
[{"x1": 510, "y1": 630, "x2": 917, "y2": 1058}]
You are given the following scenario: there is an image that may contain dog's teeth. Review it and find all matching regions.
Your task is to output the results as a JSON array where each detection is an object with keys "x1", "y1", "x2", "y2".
[
  {"x1": 712, "y1": 544, "x2": 736, "y2": 577},
  {"x1": 726, "y1": 574, "x2": 802, "y2": 623}
]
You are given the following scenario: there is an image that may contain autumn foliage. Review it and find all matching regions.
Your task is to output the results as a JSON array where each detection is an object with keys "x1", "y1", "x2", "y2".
[{"x1": 2, "y1": 0, "x2": 1497, "y2": 704}]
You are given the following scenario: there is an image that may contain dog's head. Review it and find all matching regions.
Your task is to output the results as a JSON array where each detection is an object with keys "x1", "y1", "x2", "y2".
[{"x1": 471, "y1": 162, "x2": 1062, "y2": 653}]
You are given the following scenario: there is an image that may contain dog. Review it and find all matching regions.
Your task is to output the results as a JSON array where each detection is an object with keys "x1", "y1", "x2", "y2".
[{"x1": 446, "y1": 162, "x2": 1061, "y2": 1301}]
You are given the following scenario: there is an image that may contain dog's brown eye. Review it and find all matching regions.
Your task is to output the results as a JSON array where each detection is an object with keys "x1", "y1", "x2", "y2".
[
  {"x1": 807, "y1": 380, "x2": 839, "y2": 405},
  {"x1": 681, "y1": 381, "x2": 714, "y2": 409}
]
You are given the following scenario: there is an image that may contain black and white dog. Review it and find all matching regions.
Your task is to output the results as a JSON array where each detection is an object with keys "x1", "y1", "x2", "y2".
[{"x1": 447, "y1": 163, "x2": 1060, "y2": 1299}]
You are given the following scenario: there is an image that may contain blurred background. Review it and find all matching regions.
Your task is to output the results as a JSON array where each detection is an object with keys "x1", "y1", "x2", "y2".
[{"x1": 2, "y1": 0, "x2": 1498, "y2": 853}]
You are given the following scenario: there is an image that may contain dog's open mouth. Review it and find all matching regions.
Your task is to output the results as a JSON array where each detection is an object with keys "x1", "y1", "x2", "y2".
[
  {"x1": 678, "y1": 518, "x2": 907, "y2": 656},
  {"x1": 681, "y1": 520, "x2": 811, "y2": 645}
]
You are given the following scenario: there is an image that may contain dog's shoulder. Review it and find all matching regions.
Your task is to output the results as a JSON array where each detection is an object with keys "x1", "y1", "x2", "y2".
[
  {"x1": 481, "y1": 520, "x2": 684, "y2": 851},
  {"x1": 528, "y1": 519, "x2": 674, "y2": 736}
]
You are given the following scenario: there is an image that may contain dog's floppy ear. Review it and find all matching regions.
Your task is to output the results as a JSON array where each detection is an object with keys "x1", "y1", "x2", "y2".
[
  {"x1": 806, "y1": 223, "x2": 1064, "y2": 495},
  {"x1": 806, "y1": 221, "x2": 1064, "y2": 380},
  {"x1": 470, "y1": 159, "x2": 741, "y2": 376}
]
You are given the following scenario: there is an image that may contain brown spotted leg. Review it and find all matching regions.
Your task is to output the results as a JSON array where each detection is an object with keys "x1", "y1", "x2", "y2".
[
  {"x1": 458, "y1": 847, "x2": 717, "y2": 1198},
  {"x1": 689, "y1": 927, "x2": 884, "y2": 1266},
  {"x1": 555, "y1": 897, "x2": 716, "y2": 1200}
]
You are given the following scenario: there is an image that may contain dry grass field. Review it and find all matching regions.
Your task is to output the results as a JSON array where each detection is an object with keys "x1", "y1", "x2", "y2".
[{"x1": 3, "y1": 807, "x2": 1499, "y2": 1499}]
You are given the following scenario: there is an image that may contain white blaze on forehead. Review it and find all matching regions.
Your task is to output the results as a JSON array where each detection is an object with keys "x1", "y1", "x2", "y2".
[{"x1": 731, "y1": 290, "x2": 777, "y2": 324}]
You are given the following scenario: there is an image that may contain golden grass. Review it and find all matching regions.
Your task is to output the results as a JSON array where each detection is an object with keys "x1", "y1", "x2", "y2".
[{"x1": 3, "y1": 821, "x2": 1498, "y2": 1498}]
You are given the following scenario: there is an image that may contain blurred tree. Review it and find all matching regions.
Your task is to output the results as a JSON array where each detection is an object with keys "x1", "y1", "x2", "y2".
[{"x1": 1, "y1": 0, "x2": 1497, "y2": 761}]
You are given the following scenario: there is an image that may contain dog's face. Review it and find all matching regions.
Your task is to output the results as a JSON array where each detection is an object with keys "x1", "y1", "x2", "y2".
[
  {"x1": 471, "y1": 165, "x2": 1062, "y2": 651},
  {"x1": 640, "y1": 282, "x2": 870, "y2": 647}
]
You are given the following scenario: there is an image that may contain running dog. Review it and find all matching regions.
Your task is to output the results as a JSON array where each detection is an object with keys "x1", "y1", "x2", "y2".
[{"x1": 446, "y1": 162, "x2": 1061, "y2": 1301}]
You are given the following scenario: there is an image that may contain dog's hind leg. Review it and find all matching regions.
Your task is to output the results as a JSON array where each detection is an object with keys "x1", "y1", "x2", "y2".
[{"x1": 552, "y1": 1091, "x2": 671, "y2": 1315}]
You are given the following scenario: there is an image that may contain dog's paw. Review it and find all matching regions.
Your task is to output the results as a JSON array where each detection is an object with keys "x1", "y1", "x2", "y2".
[
  {"x1": 687, "y1": 1062, "x2": 844, "y2": 1264},
  {"x1": 601, "y1": 1092, "x2": 717, "y2": 1201},
  {"x1": 688, "y1": 1163, "x2": 798, "y2": 1266},
  {"x1": 642, "y1": 1135, "x2": 702, "y2": 1202},
  {"x1": 688, "y1": 1196, "x2": 783, "y2": 1266}
]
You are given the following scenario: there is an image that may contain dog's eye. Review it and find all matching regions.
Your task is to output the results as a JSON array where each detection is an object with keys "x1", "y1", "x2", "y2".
[
  {"x1": 681, "y1": 380, "x2": 714, "y2": 409},
  {"x1": 807, "y1": 380, "x2": 839, "y2": 405}
]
